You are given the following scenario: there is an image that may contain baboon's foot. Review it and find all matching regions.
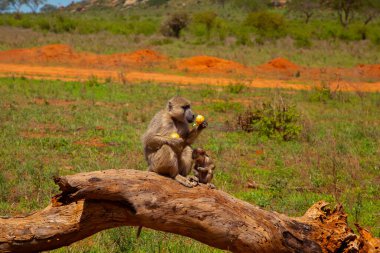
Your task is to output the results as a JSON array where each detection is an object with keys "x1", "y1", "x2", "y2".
[
  {"x1": 187, "y1": 175, "x2": 199, "y2": 183},
  {"x1": 207, "y1": 183, "x2": 216, "y2": 189},
  {"x1": 175, "y1": 174, "x2": 195, "y2": 188}
]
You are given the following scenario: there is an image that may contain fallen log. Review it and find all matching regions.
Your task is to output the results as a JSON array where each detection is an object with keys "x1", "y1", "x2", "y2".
[{"x1": 0, "y1": 169, "x2": 378, "y2": 253}]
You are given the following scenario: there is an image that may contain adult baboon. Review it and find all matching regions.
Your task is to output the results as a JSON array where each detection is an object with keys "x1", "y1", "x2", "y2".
[
  {"x1": 192, "y1": 148, "x2": 215, "y2": 188},
  {"x1": 142, "y1": 96, "x2": 207, "y2": 187}
]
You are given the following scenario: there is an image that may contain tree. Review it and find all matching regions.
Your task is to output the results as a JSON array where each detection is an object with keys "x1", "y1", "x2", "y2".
[
  {"x1": 359, "y1": 0, "x2": 380, "y2": 24},
  {"x1": 0, "y1": 0, "x2": 10, "y2": 12},
  {"x1": 5, "y1": 0, "x2": 27, "y2": 13},
  {"x1": 288, "y1": 0, "x2": 320, "y2": 23},
  {"x1": 327, "y1": 0, "x2": 362, "y2": 27},
  {"x1": 40, "y1": 3, "x2": 57, "y2": 12},
  {"x1": 160, "y1": 12, "x2": 190, "y2": 38},
  {"x1": 0, "y1": 169, "x2": 379, "y2": 252},
  {"x1": 25, "y1": 0, "x2": 45, "y2": 13}
]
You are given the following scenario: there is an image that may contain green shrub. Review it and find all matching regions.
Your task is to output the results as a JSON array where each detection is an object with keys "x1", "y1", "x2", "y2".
[
  {"x1": 370, "y1": 33, "x2": 380, "y2": 45},
  {"x1": 233, "y1": 26, "x2": 252, "y2": 45},
  {"x1": 133, "y1": 20, "x2": 157, "y2": 35},
  {"x1": 226, "y1": 84, "x2": 246, "y2": 94},
  {"x1": 294, "y1": 35, "x2": 312, "y2": 48},
  {"x1": 245, "y1": 11, "x2": 286, "y2": 38},
  {"x1": 214, "y1": 18, "x2": 229, "y2": 41},
  {"x1": 193, "y1": 11, "x2": 217, "y2": 38},
  {"x1": 234, "y1": 0, "x2": 268, "y2": 12},
  {"x1": 48, "y1": 15, "x2": 77, "y2": 33},
  {"x1": 309, "y1": 83, "x2": 352, "y2": 103},
  {"x1": 37, "y1": 18, "x2": 51, "y2": 31},
  {"x1": 237, "y1": 99, "x2": 302, "y2": 141},
  {"x1": 189, "y1": 22, "x2": 208, "y2": 38}
]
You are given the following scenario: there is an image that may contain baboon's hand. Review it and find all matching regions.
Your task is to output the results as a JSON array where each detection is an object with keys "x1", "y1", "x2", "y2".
[
  {"x1": 168, "y1": 138, "x2": 184, "y2": 152},
  {"x1": 198, "y1": 120, "x2": 208, "y2": 130},
  {"x1": 169, "y1": 137, "x2": 184, "y2": 146}
]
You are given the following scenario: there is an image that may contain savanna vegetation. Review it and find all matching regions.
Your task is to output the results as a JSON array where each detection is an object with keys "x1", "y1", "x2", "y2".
[
  {"x1": 0, "y1": 77, "x2": 379, "y2": 252},
  {"x1": 0, "y1": 0, "x2": 380, "y2": 67},
  {"x1": 0, "y1": 0, "x2": 379, "y2": 251}
]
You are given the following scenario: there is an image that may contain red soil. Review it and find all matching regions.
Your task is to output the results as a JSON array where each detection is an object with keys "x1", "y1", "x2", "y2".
[
  {"x1": 2, "y1": 63, "x2": 380, "y2": 92},
  {"x1": 356, "y1": 64, "x2": 380, "y2": 79},
  {"x1": 258, "y1": 57, "x2": 300, "y2": 72},
  {"x1": 0, "y1": 44, "x2": 380, "y2": 92},
  {"x1": 0, "y1": 44, "x2": 166, "y2": 69},
  {"x1": 176, "y1": 55, "x2": 252, "y2": 75}
]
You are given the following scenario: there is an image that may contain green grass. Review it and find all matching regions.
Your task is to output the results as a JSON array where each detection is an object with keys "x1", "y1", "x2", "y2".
[{"x1": 0, "y1": 77, "x2": 379, "y2": 252}]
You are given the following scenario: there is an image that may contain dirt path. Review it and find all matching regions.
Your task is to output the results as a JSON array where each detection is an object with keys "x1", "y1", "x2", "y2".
[
  {"x1": 1, "y1": 44, "x2": 380, "y2": 92},
  {"x1": 1, "y1": 63, "x2": 380, "y2": 92}
]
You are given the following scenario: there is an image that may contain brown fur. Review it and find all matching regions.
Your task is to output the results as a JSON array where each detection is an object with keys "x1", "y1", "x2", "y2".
[
  {"x1": 192, "y1": 148, "x2": 215, "y2": 186},
  {"x1": 142, "y1": 96, "x2": 207, "y2": 187}
]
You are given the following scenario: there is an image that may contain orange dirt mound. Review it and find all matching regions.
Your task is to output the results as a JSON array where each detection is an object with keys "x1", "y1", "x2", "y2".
[
  {"x1": 259, "y1": 57, "x2": 300, "y2": 71},
  {"x1": 356, "y1": 64, "x2": 380, "y2": 78},
  {"x1": 125, "y1": 49, "x2": 165, "y2": 63},
  {"x1": 0, "y1": 44, "x2": 166, "y2": 69},
  {"x1": 176, "y1": 55, "x2": 251, "y2": 75}
]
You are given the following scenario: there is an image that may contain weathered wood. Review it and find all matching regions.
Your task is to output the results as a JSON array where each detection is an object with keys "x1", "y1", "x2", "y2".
[{"x1": 0, "y1": 169, "x2": 378, "y2": 253}]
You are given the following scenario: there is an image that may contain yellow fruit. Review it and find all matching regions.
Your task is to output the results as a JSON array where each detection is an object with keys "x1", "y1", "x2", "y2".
[
  {"x1": 195, "y1": 115, "x2": 205, "y2": 125},
  {"x1": 170, "y1": 132, "x2": 180, "y2": 139}
]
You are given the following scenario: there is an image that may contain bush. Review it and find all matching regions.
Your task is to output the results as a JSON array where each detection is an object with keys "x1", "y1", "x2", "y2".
[
  {"x1": 309, "y1": 83, "x2": 351, "y2": 103},
  {"x1": 45, "y1": 15, "x2": 77, "y2": 33},
  {"x1": 234, "y1": 0, "x2": 268, "y2": 11},
  {"x1": 160, "y1": 12, "x2": 189, "y2": 38},
  {"x1": 226, "y1": 84, "x2": 246, "y2": 94},
  {"x1": 237, "y1": 99, "x2": 302, "y2": 141},
  {"x1": 193, "y1": 11, "x2": 217, "y2": 38},
  {"x1": 245, "y1": 11, "x2": 286, "y2": 38},
  {"x1": 294, "y1": 35, "x2": 312, "y2": 48}
]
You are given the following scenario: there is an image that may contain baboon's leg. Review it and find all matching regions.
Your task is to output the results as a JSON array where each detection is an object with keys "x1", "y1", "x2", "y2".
[
  {"x1": 179, "y1": 145, "x2": 193, "y2": 177},
  {"x1": 205, "y1": 170, "x2": 214, "y2": 184},
  {"x1": 148, "y1": 145, "x2": 178, "y2": 178},
  {"x1": 178, "y1": 146, "x2": 198, "y2": 187}
]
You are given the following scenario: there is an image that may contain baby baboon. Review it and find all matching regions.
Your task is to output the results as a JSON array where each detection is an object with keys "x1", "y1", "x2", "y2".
[
  {"x1": 192, "y1": 148, "x2": 215, "y2": 188},
  {"x1": 142, "y1": 96, "x2": 207, "y2": 187}
]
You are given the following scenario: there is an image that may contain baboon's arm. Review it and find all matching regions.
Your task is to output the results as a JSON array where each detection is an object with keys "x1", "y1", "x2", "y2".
[
  {"x1": 145, "y1": 133, "x2": 184, "y2": 153},
  {"x1": 185, "y1": 121, "x2": 207, "y2": 145},
  {"x1": 144, "y1": 134, "x2": 169, "y2": 150},
  {"x1": 185, "y1": 127, "x2": 204, "y2": 145},
  {"x1": 195, "y1": 166, "x2": 209, "y2": 173}
]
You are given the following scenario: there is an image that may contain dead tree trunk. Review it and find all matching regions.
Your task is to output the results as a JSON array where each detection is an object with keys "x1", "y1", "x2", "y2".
[{"x1": 0, "y1": 169, "x2": 378, "y2": 253}]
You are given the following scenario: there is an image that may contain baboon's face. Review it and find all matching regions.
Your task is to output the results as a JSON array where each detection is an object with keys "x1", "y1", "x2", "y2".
[
  {"x1": 192, "y1": 148, "x2": 206, "y2": 159},
  {"x1": 168, "y1": 97, "x2": 195, "y2": 124}
]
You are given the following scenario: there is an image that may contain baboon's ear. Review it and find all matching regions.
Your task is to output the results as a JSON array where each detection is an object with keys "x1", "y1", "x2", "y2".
[{"x1": 168, "y1": 101, "x2": 173, "y2": 111}]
